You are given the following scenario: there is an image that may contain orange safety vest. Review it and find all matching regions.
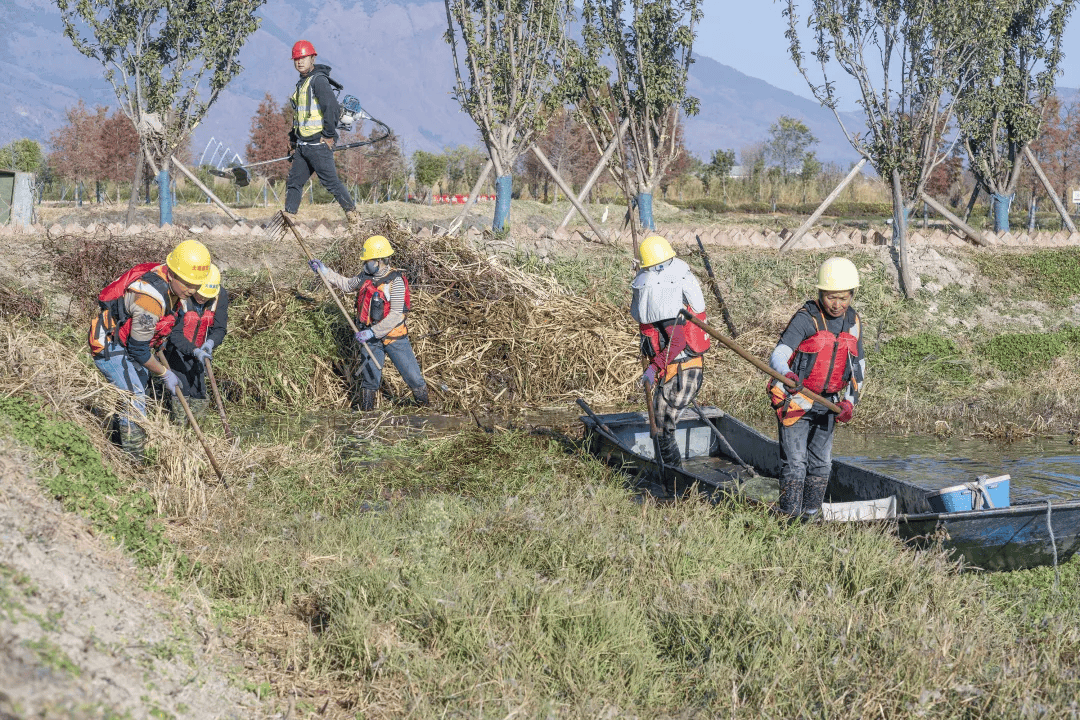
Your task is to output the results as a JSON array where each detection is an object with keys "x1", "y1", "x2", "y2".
[{"x1": 640, "y1": 306, "x2": 710, "y2": 381}]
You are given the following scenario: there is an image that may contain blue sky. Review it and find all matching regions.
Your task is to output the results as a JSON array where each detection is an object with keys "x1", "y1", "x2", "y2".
[{"x1": 696, "y1": 1, "x2": 1080, "y2": 108}]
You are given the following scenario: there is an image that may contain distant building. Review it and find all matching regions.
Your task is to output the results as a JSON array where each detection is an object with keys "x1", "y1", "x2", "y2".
[{"x1": 728, "y1": 165, "x2": 750, "y2": 179}]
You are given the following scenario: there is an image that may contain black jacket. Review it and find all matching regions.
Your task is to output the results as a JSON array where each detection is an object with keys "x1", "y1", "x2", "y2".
[{"x1": 290, "y1": 64, "x2": 341, "y2": 142}]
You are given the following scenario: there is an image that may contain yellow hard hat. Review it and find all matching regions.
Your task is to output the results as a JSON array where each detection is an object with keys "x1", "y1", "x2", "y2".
[
  {"x1": 166, "y1": 239, "x2": 212, "y2": 285},
  {"x1": 816, "y1": 257, "x2": 860, "y2": 291},
  {"x1": 197, "y1": 263, "x2": 221, "y2": 299},
  {"x1": 359, "y1": 235, "x2": 393, "y2": 262},
  {"x1": 638, "y1": 234, "x2": 675, "y2": 268}
]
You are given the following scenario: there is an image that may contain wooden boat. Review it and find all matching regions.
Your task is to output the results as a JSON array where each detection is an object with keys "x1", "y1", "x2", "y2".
[{"x1": 580, "y1": 405, "x2": 1080, "y2": 571}]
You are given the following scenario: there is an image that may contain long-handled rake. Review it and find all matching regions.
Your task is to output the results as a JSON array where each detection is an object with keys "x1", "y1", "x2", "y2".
[{"x1": 266, "y1": 211, "x2": 382, "y2": 370}]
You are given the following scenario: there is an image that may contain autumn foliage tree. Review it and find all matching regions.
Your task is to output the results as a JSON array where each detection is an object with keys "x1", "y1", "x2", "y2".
[
  {"x1": 521, "y1": 109, "x2": 599, "y2": 202},
  {"x1": 244, "y1": 93, "x2": 293, "y2": 184}
]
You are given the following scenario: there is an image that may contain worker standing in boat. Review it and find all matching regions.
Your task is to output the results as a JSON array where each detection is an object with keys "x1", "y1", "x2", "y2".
[
  {"x1": 768, "y1": 257, "x2": 865, "y2": 520},
  {"x1": 308, "y1": 235, "x2": 430, "y2": 410},
  {"x1": 631, "y1": 234, "x2": 711, "y2": 469}
]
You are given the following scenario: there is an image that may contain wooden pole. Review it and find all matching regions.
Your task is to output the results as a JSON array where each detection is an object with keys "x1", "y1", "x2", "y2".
[
  {"x1": 155, "y1": 352, "x2": 227, "y2": 485},
  {"x1": 680, "y1": 311, "x2": 842, "y2": 414},
  {"x1": 280, "y1": 212, "x2": 383, "y2": 369},
  {"x1": 920, "y1": 192, "x2": 987, "y2": 246},
  {"x1": 203, "y1": 360, "x2": 234, "y2": 441},
  {"x1": 1023, "y1": 145, "x2": 1077, "y2": 233},
  {"x1": 447, "y1": 159, "x2": 493, "y2": 235},
  {"x1": 891, "y1": 169, "x2": 915, "y2": 299},
  {"x1": 531, "y1": 145, "x2": 609, "y2": 244},
  {"x1": 695, "y1": 234, "x2": 738, "y2": 337},
  {"x1": 642, "y1": 358, "x2": 660, "y2": 437},
  {"x1": 559, "y1": 118, "x2": 630, "y2": 228},
  {"x1": 779, "y1": 158, "x2": 867, "y2": 252},
  {"x1": 170, "y1": 156, "x2": 245, "y2": 224}
]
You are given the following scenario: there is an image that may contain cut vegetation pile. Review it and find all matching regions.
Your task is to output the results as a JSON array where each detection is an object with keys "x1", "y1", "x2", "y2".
[{"x1": 322, "y1": 216, "x2": 641, "y2": 410}]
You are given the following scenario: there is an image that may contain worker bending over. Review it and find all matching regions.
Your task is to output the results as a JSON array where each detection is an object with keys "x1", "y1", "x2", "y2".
[{"x1": 89, "y1": 240, "x2": 212, "y2": 459}]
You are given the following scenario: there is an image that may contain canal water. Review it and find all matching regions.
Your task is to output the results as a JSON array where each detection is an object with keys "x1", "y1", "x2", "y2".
[{"x1": 835, "y1": 434, "x2": 1080, "y2": 502}]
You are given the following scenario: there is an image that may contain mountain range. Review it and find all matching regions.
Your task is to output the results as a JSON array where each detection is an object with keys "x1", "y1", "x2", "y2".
[{"x1": 5, "y1": 0, "x2": 871, "y2": 169}]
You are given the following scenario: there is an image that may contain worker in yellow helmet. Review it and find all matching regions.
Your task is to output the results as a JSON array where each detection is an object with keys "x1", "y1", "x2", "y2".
[
  {"x1": 309, "y1": 235, "x2": 429, "y2": 410},
  {"x1": 88, "y1": 239, "x2": 212, "y2": 459},
  {"x1": 162, "y1": 264, "x2": 229, "y2": 425},
  {"x1": 767, "y1": 257, "x2": 866, "y2": 519},
  {"x1": 631, "y1": 234, "x2": 711, "y2": 477}
]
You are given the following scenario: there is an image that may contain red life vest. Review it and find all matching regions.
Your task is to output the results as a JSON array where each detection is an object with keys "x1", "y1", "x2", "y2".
[
  {"x1": 180, "y1": 296, "x2": 218, "y2": 347},
  {"x1": 790, "y1": 302, "x2": 860, "y2": 395},
  {"x1": 89, "y1": 263, "x2": 177, "y2": 355},
  {"x1": 639, "y1": 306, "x2": 711, "y2": 360},
  {"x1": 768, "y1": 301, "x2": 861, "y2": 426},
  {"x1": 355, "y1": 270, "x2": 411, "y2": 327}
]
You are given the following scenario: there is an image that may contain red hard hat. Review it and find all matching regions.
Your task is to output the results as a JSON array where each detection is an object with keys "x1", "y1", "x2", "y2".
[{"x1": 292, "y1": 40, "x2": 316, "y2": 59}]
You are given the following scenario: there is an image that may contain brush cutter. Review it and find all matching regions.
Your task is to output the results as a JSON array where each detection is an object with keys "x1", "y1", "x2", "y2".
[
  {"x1": 265, "y1": 210, "x2": 383, "y2": 371},
  {"x1": 211, "y1": 98, "x2": 392, "y2": 188}
]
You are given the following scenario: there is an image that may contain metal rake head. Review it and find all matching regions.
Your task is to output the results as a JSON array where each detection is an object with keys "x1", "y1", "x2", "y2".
[{"x1": 264, "y1": 210, "x2": 289, "y2": 242}]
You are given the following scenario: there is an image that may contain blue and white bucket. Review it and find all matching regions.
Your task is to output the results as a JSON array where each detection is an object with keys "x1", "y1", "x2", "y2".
[{"x1": 926, "y1": 475, "x2": 1010, "y2": 513}]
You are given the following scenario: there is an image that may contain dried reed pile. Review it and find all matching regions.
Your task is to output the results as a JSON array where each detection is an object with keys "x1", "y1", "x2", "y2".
[{"x1": 327, "y1": 216, "x2": 641, "y2": 409}]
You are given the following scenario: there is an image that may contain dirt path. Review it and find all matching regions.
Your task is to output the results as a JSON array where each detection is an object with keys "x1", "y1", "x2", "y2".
[{"x1": 0, "y1": 437, "x2": 271, "y2": 720}]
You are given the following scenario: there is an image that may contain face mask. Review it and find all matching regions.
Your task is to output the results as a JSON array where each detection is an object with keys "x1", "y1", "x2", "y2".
[{"x1": 364, "y1": 260, "x2": 380, "y2": 274}]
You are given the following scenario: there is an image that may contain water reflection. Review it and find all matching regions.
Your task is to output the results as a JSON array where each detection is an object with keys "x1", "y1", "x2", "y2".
[{"x1": 835, "y1": 434, "x2": 1080, "y2": 501}]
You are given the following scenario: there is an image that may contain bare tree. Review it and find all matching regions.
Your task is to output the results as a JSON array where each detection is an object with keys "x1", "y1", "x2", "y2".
[
  {"x1": 785, "y1": 0, "x2": 987, "y2": 297},
  {"x1": 444, "y1": 0, "x2": 575, "y2": 231}
]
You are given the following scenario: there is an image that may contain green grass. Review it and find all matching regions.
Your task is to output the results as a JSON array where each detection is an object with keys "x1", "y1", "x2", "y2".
[
  {"x1": 190, "y1": 428, "x2": 1080, "y2": 717},
  {"x1": 0, "y1": 397, "x2": 166, "y2": 566},
  {"x1": 983, "y1": 327, "x2": 1080, "y2": 376},
  {"x1": 870, "y1": 333, "x2": 974, "y2": 386},
  {"x1": 971, "y1": 248, "x2": 1080, "y2": 307}
]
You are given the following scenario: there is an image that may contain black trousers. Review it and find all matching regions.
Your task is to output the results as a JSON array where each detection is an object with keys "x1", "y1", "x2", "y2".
[{"x1": 285, "y1": 141, "x2": 355, "y2": 213}]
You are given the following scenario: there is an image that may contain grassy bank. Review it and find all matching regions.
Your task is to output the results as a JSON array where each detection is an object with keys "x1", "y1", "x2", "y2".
[{"x1": 3, "y1": 221, "x2": 1080, "y2": 716}]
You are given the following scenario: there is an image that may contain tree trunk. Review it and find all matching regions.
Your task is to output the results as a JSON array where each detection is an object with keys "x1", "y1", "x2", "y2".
[
  {"x1": 126, "y1": 154, "x2": 145, "y2": 226},
  {"x1": 961, "y1": 185, "x2": 979, "y2": 224},
  {"x1": 891, "y1": 169, "x2": 915, "y2": 299}
]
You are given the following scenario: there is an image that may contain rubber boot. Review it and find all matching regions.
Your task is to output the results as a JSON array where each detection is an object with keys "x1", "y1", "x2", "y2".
[
  {"x1": 281, "y1": 210, "x2": 298, "y2": 226},
  {"x1": 359, "y1": 388, "x2": 377, "y2": 411},
  {"x1": 346, "y1": 210, "x2": 361, "y2": 235},
  {"x1": 118, "y1": 422, "x2": 148, "y2": 463},
  {"x1": 801, "y1": 475, "x2": 830, "y2": 522},
  {"x1": 411, "y1": 384, "x2": 430, "y2": 407},
  {"x1": 656, "y1": 432, "x2": 683, "y2": 469},
  {"x1": 777, "y1": 475, "x2": 804, "y2": 518}
]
